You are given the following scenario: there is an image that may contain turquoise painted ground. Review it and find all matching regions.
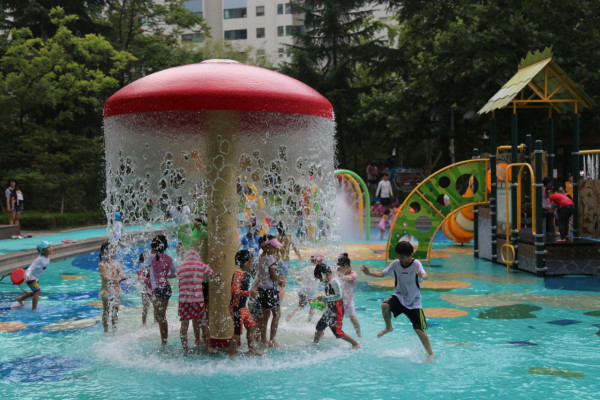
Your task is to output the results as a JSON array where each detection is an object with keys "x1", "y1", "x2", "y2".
[{"x1": 0, "y1": 241, "x2": 598, "y2": 400}]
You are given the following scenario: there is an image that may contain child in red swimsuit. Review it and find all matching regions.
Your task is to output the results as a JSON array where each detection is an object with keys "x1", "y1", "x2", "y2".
[{"x1": 229, "y1": 250, "x2": 264, "y2": 357}]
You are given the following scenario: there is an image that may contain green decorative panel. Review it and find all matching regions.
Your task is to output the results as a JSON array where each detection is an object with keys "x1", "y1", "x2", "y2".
[{"x1": 387, "y1": 159, "x2": 488, "y2": 262}]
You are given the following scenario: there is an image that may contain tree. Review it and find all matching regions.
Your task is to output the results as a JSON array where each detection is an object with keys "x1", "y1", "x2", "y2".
[
  {"x1": 360, "y1": 0, "x2": 600, "y2": 173},
  {"x1": 102, "y1": 0, "x2": 211, "y2": 83},
  {"x1": 0, "y1": 0, "x2": 108, "y2": 38},
  {"x1": 0, "y1": 7, "x2": 135, "y2": 212},
  {"x1": 280, "y1": 0, "x2": 387, "y2": 169}
]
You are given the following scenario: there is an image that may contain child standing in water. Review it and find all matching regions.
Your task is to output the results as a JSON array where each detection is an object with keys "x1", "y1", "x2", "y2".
[
  {"x1": 252, "y1": 234, "x2": 284, "y2": 347},
  {"x1": 149, "y1": 235, "x2": 177, "y2": 347},
  {"x1": 336, "y1": 253, "x2": 361, "y2": 338},
  {"x1": 360, "y1": 241, "x2": 434, "y2": 358},
  {"x1": 377, "y1": 208, "x2": 391, "y2": 240},
  {"x1": 137, "y1": 253, "x2": 154, "y2": 325},
  {"x1": 229, "y1": 250, "x2": 264, "y2": 357},
  {"x1": 285, "y1": 251, "x2": 323, "y2": 322},
  {"x1": 15, "y1": 241, "x2": 53, "y2": 311},
  {"x1": 275, "y1": 221, "x2": 302, "y2": 303},
  {"x1": 98, "y1": 242, "x2": 127, "y2": 333},
  {"x1": 177, "y1": 247, "x2": 213, "y2": 355},
  {"x1": 313, "y1": 263, "x2": 360, "y2": 350}
]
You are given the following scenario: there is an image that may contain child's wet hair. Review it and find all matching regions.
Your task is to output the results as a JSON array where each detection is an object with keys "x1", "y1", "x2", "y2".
[
  {"x1": 313, "y1": 263, "x2": 332, "y2": 280},
  {"x1": 384, "y1": 208, "x2": 391, "y2": 215},
  {"x1": 336, "y1": 252, "x2": 351, "y2": 267},
  {"x1": 235, "y1": 249, "x2": 252, "y2": 267},
  {"x1": 151, "y1": 234, "x2": 168, "y2": 260},
  {"x1": 138, "y1": 253, "x2": 145, "y2": 264},
  {"x1": 395, "y1": 240, "x2": 414, "y2": 256},
  {"x1": 99, "y1": 241, "x2": 110, "y2": 260}
]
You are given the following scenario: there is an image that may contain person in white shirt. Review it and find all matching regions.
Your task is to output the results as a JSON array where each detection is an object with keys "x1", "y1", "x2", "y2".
[
  {"x1": 375, "y1": 173, "x2": 394, "y2": 211},
  {"x1": 15, "y1": 241, "x2": 53, "y2": 311},
  {"x1": 361, "y1": 241, "x2": 434, "y2": 358}
]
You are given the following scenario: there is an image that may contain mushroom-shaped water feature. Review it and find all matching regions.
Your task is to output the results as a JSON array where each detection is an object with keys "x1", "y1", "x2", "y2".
[{"x1": 103, "y1": 60, "x2": 335, "y2": 347}]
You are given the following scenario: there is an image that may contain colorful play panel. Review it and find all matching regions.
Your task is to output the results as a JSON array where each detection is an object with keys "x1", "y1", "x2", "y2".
[{"x1": 0, "y1": 240, "x2": 597, "y2": 399}]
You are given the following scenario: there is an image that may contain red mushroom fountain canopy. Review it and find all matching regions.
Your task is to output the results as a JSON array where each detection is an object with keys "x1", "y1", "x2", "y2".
[{"x1": 104, "y1": 60, "x2": 333, "y2": 120}]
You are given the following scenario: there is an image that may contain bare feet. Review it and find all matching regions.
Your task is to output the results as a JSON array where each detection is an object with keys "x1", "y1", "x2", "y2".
[
  {"x1": 425, "y1": 353, "x2": 435, "y2": 363},
  {"x1": 351, "y1": 344, "x2": 361, "y2": 350},
  {"x1": 377, "y1": 327, "x2": 393, "y2": 338},
  {"x1": 268, "y1": 339, "x2": 280, "y2": 348},
  {"x1": 249, "y1": 348, "x2": 264, "y2": 355},
  {"x1": 228, "y1": 353, "x2": 239, "y2": 358}
]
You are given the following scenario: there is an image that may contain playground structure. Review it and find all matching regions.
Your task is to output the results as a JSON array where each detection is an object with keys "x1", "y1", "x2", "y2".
[
  {"x1": 386, "y1": 48, "x2": 600, "y2": 275},
  {"x1": 334, "y1": 169, "x2": 370, "y2": 240},
  {"x1": 386, "y1": 158, "x2": 488, "y2": 263}
]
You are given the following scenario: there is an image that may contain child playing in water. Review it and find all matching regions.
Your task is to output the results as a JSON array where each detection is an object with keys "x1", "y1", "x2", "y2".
[
  {"x1": 229, "y1": 250, "x2": 264, "y2": 357},
  {"x1": 360, "y1": 241, "x2": 434, "y2": 357},
  {"x1": 336, "y1": 253, "x2": 361, "y2": 338},
  {"x1": 177, "y1": 247, "x2": 214, "y2": 355},
  {"x1": 15, "y1": 241, "x2": 53, "y2": 311},
  {"x1": 275, "y1": 221, "x2": 302, "y2": 303},
  {"x1": 252, "y1": 234, "x2": 284, "y2": 347},
  {"x1": 285, "y1": 251, "x2": 323, "y2": 323},
  {"x1": 313, "y1": 263, "x2": 360, "y2": 350},
  {"x1": 98, "y1": 241, "x2": 127, "y2": 333},
  {"x1": 137, "y1": 253, "x2": 154, "y2": 325},
  {"x1": 149, "y1": 235, "x2": 177, "y2": 347},
  {"x1": 377, "y1": 208, "x2": 391, "y2": 240}
]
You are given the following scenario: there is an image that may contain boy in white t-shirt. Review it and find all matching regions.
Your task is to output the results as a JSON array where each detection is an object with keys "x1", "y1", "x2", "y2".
[
  {"x1": 361, "y1": 241, "x2": 434, "y2": 357},
  {"x1": 15, "y1": 241, "x2": 53, "y2": 311}
]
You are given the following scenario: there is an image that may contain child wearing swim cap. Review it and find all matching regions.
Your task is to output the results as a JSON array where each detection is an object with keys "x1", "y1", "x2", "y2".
[
  {"x1": 313, "y1": 263, "x2": 360, "y2": 350},
  {"x1": 15, "y1": 241, "x2": 53, "y2": 311}
]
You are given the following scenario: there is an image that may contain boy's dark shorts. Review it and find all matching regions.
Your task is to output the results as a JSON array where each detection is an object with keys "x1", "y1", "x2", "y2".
[
  {"x1": 383, "y1": 295, "x2": 427, "y2": 330},
  {"x1": 257, "y1": 288, "x2": 280, "y2": 310},
  {"x1": 380, "y1": 197, "x2": 391, "y2": 207}
]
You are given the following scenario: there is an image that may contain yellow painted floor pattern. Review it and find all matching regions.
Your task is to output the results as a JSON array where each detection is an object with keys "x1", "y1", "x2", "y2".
[
  {"x1": 0, "y1": 321, "x2": 28, "y2": 332},
  {"x1": 441, "y1": 292, "x2": 600, "y2": 310}
]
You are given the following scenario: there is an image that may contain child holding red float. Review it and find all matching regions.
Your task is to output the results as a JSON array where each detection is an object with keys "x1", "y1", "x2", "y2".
[{"x1": 14, "y1": 241, "x2": 53, "y2": 312}]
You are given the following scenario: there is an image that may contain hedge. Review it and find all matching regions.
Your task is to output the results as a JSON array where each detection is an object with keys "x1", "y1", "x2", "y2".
[{"x1": 0, "y1": 210, "x2": 106, "y2": 230}]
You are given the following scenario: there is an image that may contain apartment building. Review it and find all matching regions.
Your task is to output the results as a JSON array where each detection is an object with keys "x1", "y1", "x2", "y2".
[{"x1": 182, "y1": 1, "x2": 390, "y2": 65}]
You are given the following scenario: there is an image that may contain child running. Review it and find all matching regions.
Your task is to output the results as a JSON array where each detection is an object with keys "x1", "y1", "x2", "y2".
[
  {"x1": 313, "y1": 263, "x2": 360, "y2": 350},
  {"x1": 336, "y1": 253, "x2": 362, "y2": 337},
  {"x1": 252, "y1": 234, "x2": 284, "y2": 347},
  {"x1": 285, "y1": 251, "x2": 324, "y2": 322},
  {"x1": 377, "y1": 208, "x2": 391, "y2": 240},
  {"x1": 149, "y1": 235, "x2": 177, "y2": 347},
  {"x1": 177, "y1": 247, "x2": 214, "y2": 355},
  {"x1": 98, "y1": 241, "x2": 127, "y2": 333},
  {"x1": 360, "y1": 241, "x2": 434, "y2": 357},
  {"x1": 15, "y1": 241, "x2": 53, "y2": 311},
  {"x1": 229, "y1": 250, "x2": 264, "y2": 357}
]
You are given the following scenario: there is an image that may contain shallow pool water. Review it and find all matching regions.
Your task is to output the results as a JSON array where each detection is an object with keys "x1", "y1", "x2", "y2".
[{"x1": 1, "y1": 241, "x2": 598, "y2": 400}]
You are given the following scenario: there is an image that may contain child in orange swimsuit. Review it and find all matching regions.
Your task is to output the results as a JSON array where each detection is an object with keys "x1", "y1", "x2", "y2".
[{"x1": 229, "y1": 250, "x2": 263, "y2": 357}]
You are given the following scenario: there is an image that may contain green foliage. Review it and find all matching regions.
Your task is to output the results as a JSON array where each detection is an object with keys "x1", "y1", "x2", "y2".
[
  {"x1": 0, "y1": 210, "x2": 106, "y2": 230},
  {"x1": 358, "y1": 0, "x2": 600, "y2": 173},
  {"x1": 281, "y1": 0, "x2": 388, "y2": 169},
  {"x1": 0, "y1": 7, "x2": 134, "y2": 212}
]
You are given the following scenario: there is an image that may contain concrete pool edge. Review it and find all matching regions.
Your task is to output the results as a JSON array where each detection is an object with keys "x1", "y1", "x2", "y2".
[{"x1": 0, "y1": 228, "x2": 168, "y2": 277}]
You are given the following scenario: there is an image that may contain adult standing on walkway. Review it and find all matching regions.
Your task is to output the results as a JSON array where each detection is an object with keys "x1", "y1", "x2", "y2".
[
  {"x1": 375, "y1": 173, "x2": 394, "y2": 211},
  {"x1": 546, "y1": 188, "x2": 575, "y2": 241},
  {"x1": 5, "y1": 179, "x2": 23, "y2": 226}
]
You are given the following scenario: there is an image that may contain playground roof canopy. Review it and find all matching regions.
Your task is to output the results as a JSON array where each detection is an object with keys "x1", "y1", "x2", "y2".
[{"x1": 478, "y1": 48, "x2": 595, "y2": 115}]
